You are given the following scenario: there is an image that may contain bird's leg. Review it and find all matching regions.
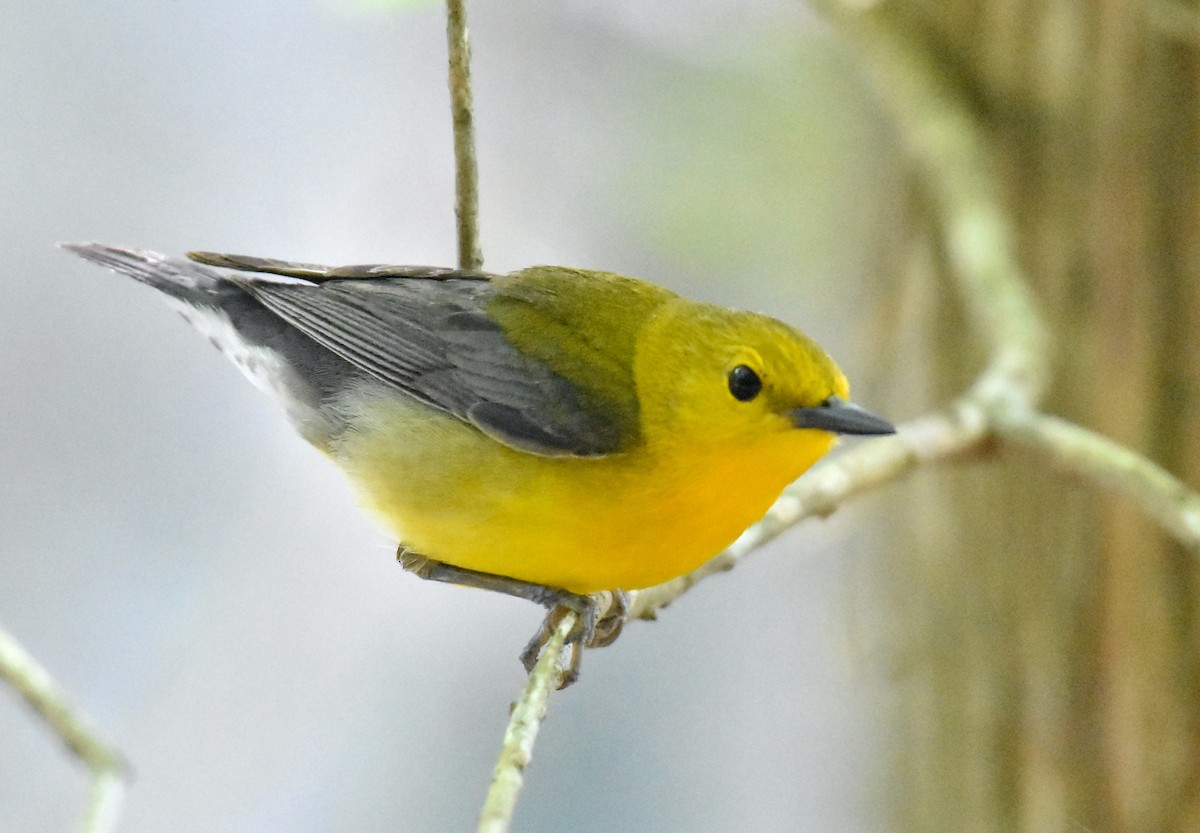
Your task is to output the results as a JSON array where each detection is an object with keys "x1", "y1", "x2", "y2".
[{"x1": 398, "y1": 547, "x2": 628, "y2": 688}]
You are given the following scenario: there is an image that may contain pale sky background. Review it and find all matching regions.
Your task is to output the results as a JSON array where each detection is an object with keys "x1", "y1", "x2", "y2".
[{"x1": 0, "y1": 1, "x2": 905, "y2": 830}]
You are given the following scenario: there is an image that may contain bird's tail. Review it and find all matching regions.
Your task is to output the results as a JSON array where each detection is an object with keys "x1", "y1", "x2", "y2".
[
  {"x1": 61, "y1": 243, "x2": 228, "y2": 304},
  {"x1": 63, "y1": 241, "x2": 345, "y2": 446}
]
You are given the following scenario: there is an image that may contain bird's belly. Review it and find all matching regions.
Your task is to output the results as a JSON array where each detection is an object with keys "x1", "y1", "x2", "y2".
[{"x1": 332, "y1": 395, "x2": 829, "y2": 593}]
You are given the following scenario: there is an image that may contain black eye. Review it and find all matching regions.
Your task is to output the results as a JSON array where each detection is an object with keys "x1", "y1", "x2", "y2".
[{"x1": 727, "y1": 365, "x2": 762, "y2": 402}]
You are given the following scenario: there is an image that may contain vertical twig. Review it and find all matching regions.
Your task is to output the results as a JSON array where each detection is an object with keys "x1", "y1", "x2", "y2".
[
  {"x1": 477, "y1": 611, "x2": 574, "y2": 833},
  {"x1": 446, "y1": 0, "x2": 482, "y2": 270},
  {"x1": 0, "y1": 625, "x2": 126, "y2": 833}
]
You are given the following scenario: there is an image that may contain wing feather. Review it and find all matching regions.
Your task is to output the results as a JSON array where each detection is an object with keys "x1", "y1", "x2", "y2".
[{"x1": 237, "y1": 275, "x2": 623, "y2": 456}]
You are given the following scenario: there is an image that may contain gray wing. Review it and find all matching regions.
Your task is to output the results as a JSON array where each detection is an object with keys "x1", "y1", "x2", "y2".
[{"x1": 226, "y1": 267, "x2": 624, "y2": 458}]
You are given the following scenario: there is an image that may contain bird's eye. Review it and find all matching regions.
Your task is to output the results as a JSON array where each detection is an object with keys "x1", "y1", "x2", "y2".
[{"x1": 727, "y1": 365, "x2": 762, "y2": 402}]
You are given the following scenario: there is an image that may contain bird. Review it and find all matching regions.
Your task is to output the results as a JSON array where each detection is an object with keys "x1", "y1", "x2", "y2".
[{"x1": 65, "y1": 244, "x2": 895, "y2": 684}]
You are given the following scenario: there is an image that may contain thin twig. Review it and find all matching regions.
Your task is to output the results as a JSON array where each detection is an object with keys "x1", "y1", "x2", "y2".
[
  {"x1": 446, "y1": 0, "x2": 482, "y2": 270},
  {"x1": 0, "y1": 624, "x2": 126, "y2": 833},
  {"x1": 999, "y1": 412, "x2": 1200, "y2": 551},
  {"x1": 477, "y1": 611, "x2": 575, "y2": 833}
]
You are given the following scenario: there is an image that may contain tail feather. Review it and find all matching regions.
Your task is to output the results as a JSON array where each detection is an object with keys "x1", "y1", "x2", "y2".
[
  {"x1": 61, "y1": 243, "x2": 225, "y2": 302},
  {"x1": 64, "y1": 241, "x2": 351, "y2": 447}
]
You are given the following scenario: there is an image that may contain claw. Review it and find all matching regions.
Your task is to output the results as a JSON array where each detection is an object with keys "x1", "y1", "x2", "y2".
[
  {"x1": 519, "y1": 600, "x2": 590, "y2": 688},
  {"x1": 518, "y1": 590, "x2": 629, "y2": 688},
  {"x1": 394, "y1": 548, "x2": 630, "y2": 688},
  {"x1": 587, "y1": 589, "x2": 629, "y2": 649},
  {"x1": 561, "y1": 639, "x2": 584, "y2": 688},
  {"x1": 519, "y1": 607, "x2": 559, "y2": 673}
]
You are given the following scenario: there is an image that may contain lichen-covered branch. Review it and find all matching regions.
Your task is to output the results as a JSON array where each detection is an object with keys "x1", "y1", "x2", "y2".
[
  {"x1": 0, "y1": 624, "x2": 126, "y2": 833},
  {"x1": 477, "y1": 611, "x2": 575, "y2": 833}
]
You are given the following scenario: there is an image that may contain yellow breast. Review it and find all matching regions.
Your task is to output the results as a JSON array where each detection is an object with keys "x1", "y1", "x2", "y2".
[{"x1": 332, "y1": 394, "x2": 834, "y2": 593}]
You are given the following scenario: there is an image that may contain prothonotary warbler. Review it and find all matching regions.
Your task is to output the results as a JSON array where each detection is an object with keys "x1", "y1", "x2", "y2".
[{"x1": 65, "y1": 244, "x2": 895, "y2": 684}]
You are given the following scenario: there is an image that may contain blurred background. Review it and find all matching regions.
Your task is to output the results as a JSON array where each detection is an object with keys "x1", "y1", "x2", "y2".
[
  {"x1": 6, "y1": 1, "x2": 1198, "y2": 832},
  {"x1": 1, "y1": 1, "x2": 903, "y2": 831}
]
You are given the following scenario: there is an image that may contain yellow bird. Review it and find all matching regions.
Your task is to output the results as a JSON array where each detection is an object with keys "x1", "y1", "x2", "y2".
[{"x1": 66, "y1": 245, "x2": 894, "y2": 682}]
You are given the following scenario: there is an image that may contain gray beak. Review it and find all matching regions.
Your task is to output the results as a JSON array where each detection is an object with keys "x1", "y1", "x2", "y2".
[{"x1": 790, "y1": 395, "x2": 895, "y2": 436}]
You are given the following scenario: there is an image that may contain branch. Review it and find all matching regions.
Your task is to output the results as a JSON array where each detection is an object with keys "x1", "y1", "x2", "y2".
[
  {"x1": 445, "y1": 0, "x2": 482, "y2": 270},
  {"x1": 0, "y1": 624, "x2": 126, "y2": 833},
  {"x1": 477, "y1": 610, "x2": 575, "y2": 833},
  {"x1": 999, "y1": 412, "x2": 1200, "y2": 552}
]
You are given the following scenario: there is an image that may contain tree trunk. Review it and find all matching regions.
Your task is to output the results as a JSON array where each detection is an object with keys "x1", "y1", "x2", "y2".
[{"x1": 861, "y1": 3, "x2": 1200, "y2": 832}]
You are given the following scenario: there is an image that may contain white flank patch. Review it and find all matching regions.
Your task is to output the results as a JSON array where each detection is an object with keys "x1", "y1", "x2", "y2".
[{"x1": 163, "y1": 297, "x2": 312, "y2": 426}]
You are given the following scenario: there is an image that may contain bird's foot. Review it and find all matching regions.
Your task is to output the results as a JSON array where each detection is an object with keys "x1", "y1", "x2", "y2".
[
  {"x1": 519, "y1": 588, "x2": 629, "y2": 688},
  {"x1": 397, "y1": 547, "x2": 629, "y2": 689}
]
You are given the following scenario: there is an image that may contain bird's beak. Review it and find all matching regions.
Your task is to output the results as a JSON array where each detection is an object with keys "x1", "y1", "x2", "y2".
[{"x1": 790, "y1": 396, "x2": 895, "y2": 436}]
